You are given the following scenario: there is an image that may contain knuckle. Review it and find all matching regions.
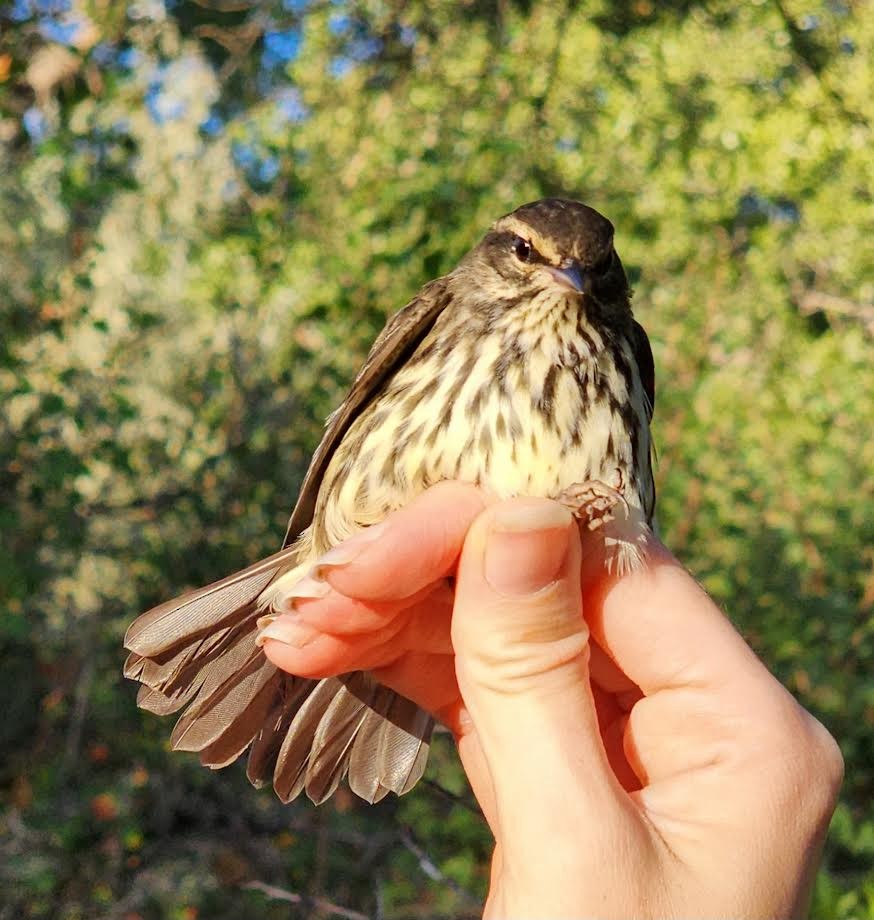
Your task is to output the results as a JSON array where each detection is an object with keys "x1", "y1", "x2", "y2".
[
  {"x1": 755, "y1": 699, "x2": 843, "y2": 814},
  {"x1": 460, "y1": 630, "x2": 590, "y2": 693},
  {"x1": 804, "y1": 714, "x2": 844, "y2": 796}
]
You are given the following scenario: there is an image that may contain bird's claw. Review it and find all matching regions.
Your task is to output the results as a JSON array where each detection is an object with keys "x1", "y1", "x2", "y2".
[{"x1": 558, "y1": 471, "x2": 629, "y2": 532}]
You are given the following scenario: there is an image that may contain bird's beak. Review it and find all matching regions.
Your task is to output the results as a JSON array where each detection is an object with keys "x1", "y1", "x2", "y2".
[{"x1": 546, "y1": 260, "x2": 587, "y2": 294}]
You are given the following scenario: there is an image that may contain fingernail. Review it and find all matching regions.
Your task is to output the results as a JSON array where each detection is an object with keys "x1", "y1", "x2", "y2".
[
  {"x1": 255, "y1": 613, "x2": 277, "y2": 631},
  {"x1": 485, "y1": 503, "x2": 572, "y2": 595},
  {"x1": 275, "y1": 573, "x2": 332, "y2": 614},
  {"x1": 287, "y1": 574, "x2": 332, "y2": 600},
  {"x1": 310, "y1": 523, "x2": 387, "y2": 577},
  {"x1": 256, "y1": 616, "x2": 320, "y2": 649}
]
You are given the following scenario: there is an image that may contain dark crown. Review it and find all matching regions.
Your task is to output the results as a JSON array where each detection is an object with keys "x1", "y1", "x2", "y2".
[{"x1": 506, "y1": 198, "x2": 615, "y2": 268}]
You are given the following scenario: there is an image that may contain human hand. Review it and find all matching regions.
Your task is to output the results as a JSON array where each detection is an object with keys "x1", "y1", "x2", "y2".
[{"x1": 260, "y1": 481, "x2": 843, "y2": 919}]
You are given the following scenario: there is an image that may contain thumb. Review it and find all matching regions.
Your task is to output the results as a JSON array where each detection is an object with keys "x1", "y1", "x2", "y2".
[{"x1": 451, "y1": 499, "x2": 621, "y2": 836}]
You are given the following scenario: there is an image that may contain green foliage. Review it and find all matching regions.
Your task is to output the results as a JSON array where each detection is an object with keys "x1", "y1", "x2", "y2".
[{"x1": 1, "y1": 0, "x2": 872, "y2": 916}]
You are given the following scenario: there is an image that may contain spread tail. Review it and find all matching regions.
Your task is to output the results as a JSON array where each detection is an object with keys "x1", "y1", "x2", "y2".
[{"x1": 123, "y1": 547, "x2": 433, "y2": 804}]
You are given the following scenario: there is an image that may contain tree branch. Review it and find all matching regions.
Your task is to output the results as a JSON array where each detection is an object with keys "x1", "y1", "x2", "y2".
[
  {"x1": 795, "y1": 288, "x2": 874, "y2": 335},
  {"x1": 189, "y1": 0, "x2": 257, "y2": 11},
  {"x1": 243, "y1": 880, "x2": 372, "y2": 920},
  {"x1": 399, "y1": 828, "x2": 481, "y2": 909}
]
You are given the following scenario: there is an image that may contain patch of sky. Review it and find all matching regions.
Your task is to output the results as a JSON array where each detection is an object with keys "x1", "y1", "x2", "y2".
[
  {"x1": 257, "y1": 156, "x2": 280, "y2": 183},
  {"x1": 232, "y1": 141, "x2": 257, "y2": 170},
  {"x1": 738, "y1": 191, "x2": 800, "y2": 226},
  {"x1": 232, "y1": 140, "x2": 280, "y2": 186},
  {"x1": 200, "y1": 111, "x2": 225, "y2": 136},
  {"x1": 10, "y1": 0, "x2": 70, "y2": 19},
  {"x1": 799, "y1": 13, "x2": 820, "y2": 30},
  {"x1": 144, "y1": 57, "x2": 216, "y2": 126},
  {"x1": 91, "y1": 42, "x2": 118, "y2": 66},
  {"x1": 349, "y1": 34, "x2": 382, "y2": 60},
  {"x1": 116, "y1": 46, "x2": 141, "y2": 70},
  {"x1": 273, "y1": 87, "x2": 308, "y2": 122},
  {"x1": 127, "y1": 0, "x2": 166, "y2": 22},
  {"x1": 329, "y1": 56, "x2": 354, "y2": 78},
  {"x1": 9, "y1": 0, "x2": 34, "y2": 21},
  {"x1": 329, "y1": 13, "x2": 351, "y2": 34},
  {"x1": 329, "y1": 27, "x2": 382, "y2": 77},
  {"x1": 23, "y1": 107, "x2": 49, "y2": 143},
  {"x1": 146, "y1": 68, "x2": 186, "y2": 124},
  {"x1": 37, "y1": 0, "x2": 70, "y2": 10},
  {"x1": 38, "y1": 15, "x2": 82, "y2": 45},
  {"x1": 222, "y1": 177, "x2": 240, "y2": 201},
  {"x1": 262, "y1": 28, "x2": 302, "y2": 69}
]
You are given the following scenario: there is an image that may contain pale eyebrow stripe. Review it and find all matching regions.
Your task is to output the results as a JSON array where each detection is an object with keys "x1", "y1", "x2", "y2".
[{"x1": 493, "y1": 216, "x2": 562, "y2": 264}]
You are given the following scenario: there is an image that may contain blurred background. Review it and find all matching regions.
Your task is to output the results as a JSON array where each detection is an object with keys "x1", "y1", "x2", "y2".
[{"x1": 1, "y1": 0, "x2": 872, "y2": 917}]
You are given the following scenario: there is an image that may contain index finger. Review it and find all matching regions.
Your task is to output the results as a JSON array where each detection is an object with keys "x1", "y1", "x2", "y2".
[
  {"x1": 580, "y1": 537, "x2": 773, "y2": 698},
  {"x1": 317, "y1": 481, "x2": 488, "y2": 601}
]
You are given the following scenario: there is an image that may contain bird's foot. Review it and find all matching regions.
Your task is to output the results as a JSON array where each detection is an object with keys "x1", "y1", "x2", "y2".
[{"x1": 557, "y1": 471, "x2": 629, "y2": 532}]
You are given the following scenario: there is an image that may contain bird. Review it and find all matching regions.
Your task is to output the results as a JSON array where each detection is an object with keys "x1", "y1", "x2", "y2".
[{"x1": 124, "y1": 197, "x2": 656, "y2": 807}]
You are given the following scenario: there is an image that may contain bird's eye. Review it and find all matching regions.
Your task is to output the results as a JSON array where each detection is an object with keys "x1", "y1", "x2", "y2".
[{"x1": 512, "y1": 236, "x2": 533, "y2": 263}]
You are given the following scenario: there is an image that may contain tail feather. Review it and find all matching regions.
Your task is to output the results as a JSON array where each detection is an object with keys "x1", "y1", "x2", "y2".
[
  {"x1": 124, "y1": 547, "x2": 297, "y2": 657},
  {"x1": 305, "y1": 674, "x2": 374, "y2": 804},
  {"x1": 348, "y1": 690, "x2": 432, "y2": 803},
  {"x1": 170, "y1": 648, "x2": 270, "y2": 752},
  {"x1": 273, "y1": 677, "x2": 344, "y2": 803},
  {"x1": 136, "y1": 682, "x2": 203, "y2": 716},
  {"x1": 198, "y1": 669, "x2": 285, "y2": 769},
  {"x1": 125, "y1": 550, "x2": 434, "y2": 805},
  {"x1": 382, "y1": 692, "x2": 432, "y2": 795},
  {"x1": 246, "y1": 682, "x2": 318, "y2": 788},
  {"x1": 347, "y1": 708, "x2": 396, "y2": 804},
  {"x1": 123, "y1": 621, "x2": 236, "y2": 692}
]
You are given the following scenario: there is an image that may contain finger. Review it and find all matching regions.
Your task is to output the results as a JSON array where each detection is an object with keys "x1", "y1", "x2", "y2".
[
  {"x1": 581, "y1": 534, "x2": 824, "y2": 802},
  {"x1": 287, "y1": 580, "x2": 453, "y2": 636},
  {"x1": 295, "y1": 481, "x2": 487, "y2": 602},
  {"x1": 260, "y1": 619, "x2": 405, "y2": 679},
  {"x1": 395, "y1": 587, "x2": 454, "y2": 656},
  {"x1": 589, "y1": 638, "x2": 639, "y2": 696},
  {"x1": 452, "y1": 498, "x2": 626, "y2": 841},
  {"x1": 580, "y1": 537, "x2": 777, "y2": 701},
  {"x1": 453, "y1": 712, "x2": 500, "y2": 834},
  {"x1": 591, "y1": 684, "x2": 639, "y2": 792},
  {"x1": 372, "y1": 652, "x2": 459, "y2": 718},
  {"x1": 260, "y1": 591, "x2": 454, "y2": 679}
]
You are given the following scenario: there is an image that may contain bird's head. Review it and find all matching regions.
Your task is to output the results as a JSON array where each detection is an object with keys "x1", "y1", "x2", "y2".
[{"x1": 457, "y1": 198, "x2": 632, "y2": 324}]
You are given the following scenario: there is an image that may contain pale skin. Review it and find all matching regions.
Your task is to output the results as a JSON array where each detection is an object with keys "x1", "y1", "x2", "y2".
[{"x1": 261, "y1": 481, "x2": 843, "y2": 919}]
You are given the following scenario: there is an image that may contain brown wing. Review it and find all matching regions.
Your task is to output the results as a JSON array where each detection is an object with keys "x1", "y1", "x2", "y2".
[
  {"x1": 631, "y1": 319, "x2": 655, "y2": 421},
  {"x1": 282, "y1": 277, "x2": 453, "y2": 547}
]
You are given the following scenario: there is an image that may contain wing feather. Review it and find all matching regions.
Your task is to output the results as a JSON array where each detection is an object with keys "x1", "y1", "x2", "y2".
[
  {"x1": 631, "y1": 319, "x2": 655, "y2": 421},
  {"x1": 283, "y1": 278, "x2": 453, "y2": 546}
]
